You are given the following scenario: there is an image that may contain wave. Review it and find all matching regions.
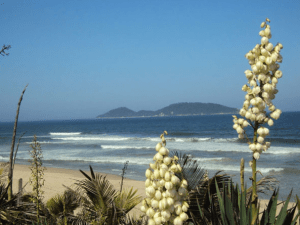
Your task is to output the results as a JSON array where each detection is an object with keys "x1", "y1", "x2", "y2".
[
  {"x1": 25, "y1": 141, "x2": 63, "y2": 144},
  {"x1": 101, "y1": 145, "x2": 153, "y2": 150},
  {"x1": 0, "y1": 156, "x2": 9, "y2": 161},
  {"x1": 52, "y1": 137, "x2": 130, "y2": 141},
  {"x1": 41, "y1": 156, "x2": 152, "y2": 165},
  {"x1": 50, "y1": 132, "x2": 81, "y2": 136},
  {"x1": 201, "y1": 164, "x2": 284, "y2": 173},
  {"x1": 193, "y1": 157, "x2": 225, "y2": 162}
]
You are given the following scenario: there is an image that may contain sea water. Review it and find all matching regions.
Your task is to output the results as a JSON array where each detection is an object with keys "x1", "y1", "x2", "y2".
[{"x1": 0, "y1": 112, "x2": 299, "y2": 199}]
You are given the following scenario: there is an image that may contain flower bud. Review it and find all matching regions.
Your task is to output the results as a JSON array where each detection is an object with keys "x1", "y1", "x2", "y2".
[
  {"x1": 268, "y1": 119, "x2": 274, "y2": 126},
  {"x1": 155, "y1": 190, "x2": 162, "y2": 200},
  {"x1": 257, "y1": 136, "x2": 264, "y2": 143},
  {"x1": 261, "y1": 37, "x2": 269, "y2": 45},
  {"x1": 260, "y1": 22, "x2": 266, "y2": 28},
  {"x1": 265, "y1": 57, "x2": 273, "y2": 65},
  {"x1": 171, "y1": 175, "x2": 180, "y2": 185},
  {"x1": 159, "y1": 198, "x2": 168, "y2": 210},
  {"x1": 155, "y1": 143, "x2": 162, "y2": 152},
  {"x1": 174, "y1": 216, "x2": 183, "y2": 225},
  {"x1": 240, "y1": 108, "x2": 246, "y2": 117},
  {"x1": 175, "y1": 206, "x2": 182, "y2": 215},
  {"x1": 245, "y1": 111, "x2": 251, "y2": 119},
  {"x1": 263, "y1": 127, "x2": 269, "y2": 136},
  {"x1": 154, "y1": 153, "x2": 163, "y2": 161},
  {"x1": 165, "y1": 181, "x2": 174, "y2": 190},
  {"x1": 162, "y1": 210, "x2": 171, "y2": 220},
  {"x1": 154, "y1": 217, "x2": 162, "y2": 224},
  {"x1": 163, "y1": 157, "x2": 172, "y2": 165},
  {"x1": 265, "y1": 43, "x2": 273, "y2": 51},
  {"x1": 146, "y1": 207, "x2": 155, "y2": 217},
  {"x1": 275, "y1": 70, "x2": 282, "y2": 79},
  {"x1": 249, "y1": 143, "x2": 256, "y2": 151},
  {"x1": 253, "y1": 152, "x2": 260, "y2": 160},
  {"x1": 159, "y1": 147, "x2": 169, "y2": 156},
  {"x1": 261, "y1": 48, "x2": 269, "y2": 56},
  {"x1": 164, "y1": 171, "x2": 171, "y2": 181},
  {"x1": 145, "y1": 179, "x2": 152, "y2": 187},
  {"x1": 180, "y1": 212, "x2": 189, "y2": 221},
  {"x1": 151, "y1": 199, "x2": 159, "y2": 208},
  {"x1": 148, "y1": 219, "x2": 155, "y2": 225},
  {"x1": 146, "y1": 169, "x2": 152, "y2": 179},
  {"x1": 154, "y1": 169, "x2": 160, "y2": 179}
]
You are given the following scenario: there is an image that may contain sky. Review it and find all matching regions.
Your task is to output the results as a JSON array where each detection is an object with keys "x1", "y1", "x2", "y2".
[{"x1": 0, "y1": 0, "x2": 299, "y2": 122}]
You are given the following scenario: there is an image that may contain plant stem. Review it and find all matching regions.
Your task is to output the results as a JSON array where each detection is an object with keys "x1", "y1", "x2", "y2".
[
  {"x1": 251, "y1": 122, "x2": 259, "y2": 225},
  {"x1": 240, "y1": 158, "x2": 245, "y2": 194},
  {"x1": 8, "y1": 85, "x2": 28, "y2": 200}
]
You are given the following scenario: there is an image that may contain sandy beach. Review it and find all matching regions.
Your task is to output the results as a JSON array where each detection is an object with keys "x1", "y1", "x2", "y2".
[
  {"x1": 11, "y1": 163, "x2": 146, "y2": 216},
  {"x1": 10, "y1": 164, "x2": 298, "y2": 221}
]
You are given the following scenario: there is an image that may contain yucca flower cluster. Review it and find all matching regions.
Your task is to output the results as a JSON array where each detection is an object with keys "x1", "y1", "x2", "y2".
[
  {"x1": 141, "y1": 131, "x2": 189, "y2": 225},
  {"x1": 233, "y1": 18, "x2": 283, "y2": 160}
]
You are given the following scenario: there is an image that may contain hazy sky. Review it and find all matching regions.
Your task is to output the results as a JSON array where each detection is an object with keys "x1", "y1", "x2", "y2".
[{"x1": 0, "y1": 0, "x2": 299, "y2": 122}]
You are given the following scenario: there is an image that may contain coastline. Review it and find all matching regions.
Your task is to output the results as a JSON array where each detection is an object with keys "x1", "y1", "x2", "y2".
[
  {"x1": 7, "y1": 164, "x2": 298, "y2": 219},
  {"x1": 11, "y1": 164, "x2": 146, "y2": 202},
  {"x1": 96, "y1": 112, "x2": 237, "y2": 119}
]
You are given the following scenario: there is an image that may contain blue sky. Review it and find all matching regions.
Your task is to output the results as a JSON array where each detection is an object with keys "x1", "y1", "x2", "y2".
[{"x1": 0, "y1": 0, "x2": 299, "y2": 121}]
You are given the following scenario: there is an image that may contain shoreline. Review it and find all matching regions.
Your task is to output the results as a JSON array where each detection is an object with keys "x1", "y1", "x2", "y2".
[
  {"x1": 11, "y1": 164, "x2": 146, "y2": 202},
  {"x1": 5, "y1": 164, "x2": 297, "y2": 219}
]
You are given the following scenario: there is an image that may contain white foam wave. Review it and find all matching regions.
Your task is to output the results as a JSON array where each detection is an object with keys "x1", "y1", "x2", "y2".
[
  {"x1": 266, "y1": 148, "x2": 300, "y2": 154},
  {"x1": 0, "y1": 156, "x2": 9, "y2": 161},
  {"x1": 52, "y1": 137, "x2": 129, "y2": 141},
  {"x1": 25, "y1": 141, "x2": 62, "y2": 144},
  {"x1": 194, "y1": 157, "x2": 224, "y2": 162},
  {"x1": 101, "y1": 145, "x2": 153, "y2": 150},
  {"x1": 50, "y1": 132, "x2": 81, "y2": 136},
  {"x1": 202, "y1": 164, "x2": 284, "y2": 173}
]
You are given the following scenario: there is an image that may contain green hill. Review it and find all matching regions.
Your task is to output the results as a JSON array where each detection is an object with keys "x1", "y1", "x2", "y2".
[{"x1": 97, "y1": 102, "x2": 238, "y2": 118}]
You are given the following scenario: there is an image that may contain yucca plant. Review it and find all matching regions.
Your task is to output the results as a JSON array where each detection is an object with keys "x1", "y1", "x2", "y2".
[
  {"x1": 170, "y1": 152, "x2": 231, "y2": 224},
  {"x1": 46, "y1": 189, "x2": 79, "y2": 225},
  {"x1": 0, "y1": 181, "x2": 41, "y2": 224},
  {"x1": 170, "y1": 153, "x2": 282, "y2": 225},
  {"x1": 73, "y1": 166, "x2": 142, "y2": 225},
  {"x1": 215, "y1": 180, "x2": 299, "y2": 225}
]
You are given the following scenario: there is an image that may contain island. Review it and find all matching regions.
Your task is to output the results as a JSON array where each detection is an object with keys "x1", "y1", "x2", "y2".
[{"x1": 97, "y1": 102, "x2": 239, "y2": 118}]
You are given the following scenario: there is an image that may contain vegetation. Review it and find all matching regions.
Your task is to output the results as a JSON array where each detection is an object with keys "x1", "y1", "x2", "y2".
[
  {"x1": 29, "y1": 135, "x2": 46, "y2": 224},
  {"x1": 0, "y1": 44, "x2": 11, "y2": 56},
  {"x1": 1, "y1": 18, "x2": 300, "y2": 225},
  {"x1": 7, "y1": 84, "x2": 28, "y2": 200}
]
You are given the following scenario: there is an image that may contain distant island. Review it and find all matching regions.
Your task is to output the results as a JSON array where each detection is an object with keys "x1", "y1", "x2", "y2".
[{"x1": 97, "y1": 102, "x2": 239, "y2": 118}]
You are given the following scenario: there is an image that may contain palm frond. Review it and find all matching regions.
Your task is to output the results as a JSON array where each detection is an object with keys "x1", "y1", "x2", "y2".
[
  {"x1": 170, "y1": 151, "x2": 206, "y2": 190},
  {"x1": 114, "y1": 187, "x2": 142, "y2": 214},
  {"x1": 47, "y1": 189, "x2": 79, "y2": 218},
  {"x1": 188, "y1": 172, "x2": 231, "y2": 223}
]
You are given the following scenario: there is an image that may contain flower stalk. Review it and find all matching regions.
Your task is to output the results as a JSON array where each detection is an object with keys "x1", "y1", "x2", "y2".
[
  {"x1": 142, "y1": 131, "x2": 189, "y2": 225},
  {"x1": 233, "y1": 18, "x2": 283, "y2": 224}
]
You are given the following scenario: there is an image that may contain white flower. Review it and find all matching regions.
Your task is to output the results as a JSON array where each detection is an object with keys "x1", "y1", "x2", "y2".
[
  {"x1": 265, "y1": 43, "x2": 273, "y2": 51},
  {"x1": 275, "y1": 70, "x2": 283, "y2": 78},
  {"x1": 261, "y1": 37, "x2": 269, "y2": 45},
  {"x1": 155, "y1": 143, "x2": 162, "y2": 152},
  {"x1": 268, "y1": 119, "x2": 274, "y2": 126},
  {"x1": 253, "y1": 152, "x2": 260, "y2": 160},
  {"x1": 249, "y1": 143, "x2": 256, "y2": 151},
  {"x1": 257, "y1": 136, "x2": 264, "y2": 143}
]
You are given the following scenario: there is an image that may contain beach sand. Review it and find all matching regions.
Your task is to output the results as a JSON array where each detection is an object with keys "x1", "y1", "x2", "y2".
[
  {"x1": 10, "y1": 164, "x2": 298, "y2": 221},
  {"x1": 11, "y1": 164, "x2": 146, "y2": 217}
]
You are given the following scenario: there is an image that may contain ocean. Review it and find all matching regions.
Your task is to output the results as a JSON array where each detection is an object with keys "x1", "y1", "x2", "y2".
[{"x1": 0, "y1": 112, "x2": 299, "y2": 200}]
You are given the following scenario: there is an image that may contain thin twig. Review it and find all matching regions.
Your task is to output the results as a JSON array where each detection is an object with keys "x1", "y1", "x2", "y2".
[
  {"x1": 13, "y1": 132, "x2": 26, "y2": 171},
  {"x1": 120, "y1": 161, "x2": 129, "y2": 192},
  {"x1": 8, "y1": 84, "x2": 28, "y2": 200}
]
